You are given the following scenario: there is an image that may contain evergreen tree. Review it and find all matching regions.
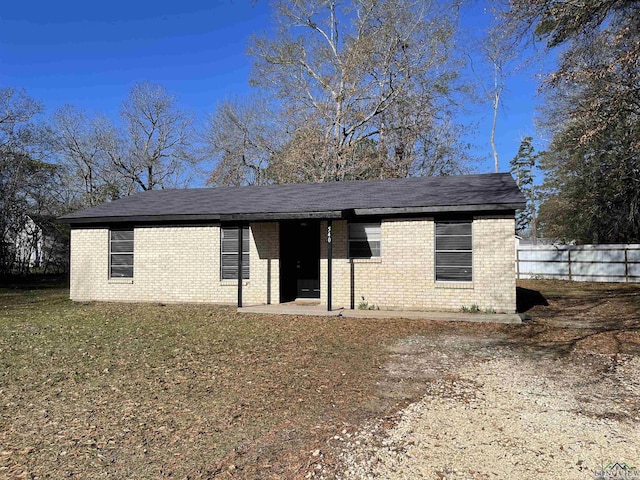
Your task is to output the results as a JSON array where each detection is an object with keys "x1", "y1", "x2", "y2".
[
  {"x1": 500, "y1": 0, "x2": 640, "y2": 243},
  {"x1": 510, "y1": 137, "x2": 538, "y2": 240}
]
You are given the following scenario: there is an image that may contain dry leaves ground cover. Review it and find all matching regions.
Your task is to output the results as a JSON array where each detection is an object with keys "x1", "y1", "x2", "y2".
[
  {"x1": 0, "y1": 279, "x2": 488, "y2": 479},
  {"x1": 0, "y1": 279, "x2": 639, "y2": 479},
  {"x1": 320, "y1": 280, "x2": 640, "y2": 479}
]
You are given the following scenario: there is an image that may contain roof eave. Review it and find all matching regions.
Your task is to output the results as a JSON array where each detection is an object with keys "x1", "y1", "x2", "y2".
[
  {"x1": 353, "y1": 203, "x2": 525, "y2": 216},
  {"x1": 59, "y1": 210, "x2": 346, "y2": 225},
  {"x1": 220, "y1": 211, "x2": 344, "y2": 221},
  {"x1": 59, "y1": 203, "x2": 525, "y2": 226},
  {"x1": 59, "y1": 213, "x2": 222, "y2": 225}
]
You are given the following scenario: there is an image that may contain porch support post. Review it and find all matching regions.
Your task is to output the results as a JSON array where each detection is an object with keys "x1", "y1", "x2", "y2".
[
  {"x1": 237, "y1": 225, "x2": 243, "y2": 308},
  {"x1": 327, "y1": 220, "x2": 332, "y2": 311}
]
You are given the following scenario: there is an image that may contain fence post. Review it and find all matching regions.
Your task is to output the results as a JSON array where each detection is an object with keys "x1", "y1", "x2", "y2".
[
  {"x1": 516, "y1": 248, "x2": 520, "y2": 280},
  {"x1": 568, "y1": 248, "x2": 572, "y2": 281},
  {"x1": 625, "y1": 247, "x2": 629, "y2": 283}
]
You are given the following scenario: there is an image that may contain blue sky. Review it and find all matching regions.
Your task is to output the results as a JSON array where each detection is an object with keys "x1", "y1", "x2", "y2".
[{"x1": 0, "y1": 0, "x2": 543, "y2": 176}]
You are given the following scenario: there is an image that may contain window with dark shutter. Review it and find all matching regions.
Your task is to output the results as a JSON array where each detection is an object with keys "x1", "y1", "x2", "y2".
[
  {"x1": 435, "y1": 221, "x2": 472, "y2": 282},
  {"x1": 109, "y1": 229, "x2": 134, "y2": 278},
  {"x1": 221, "y1": 226, "x2": 250, "y2": 280},
  {"x1": 348, "y1": 222, "x2": 381, "y2": 259}
]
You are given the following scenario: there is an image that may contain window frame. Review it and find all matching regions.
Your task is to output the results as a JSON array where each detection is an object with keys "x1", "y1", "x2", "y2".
[
  {"x1": 434, "y1": 220, "x2": 473, "y2": 283},
  {"x1": 109, "y1": 228, "x2": 134, "y2": 279},
  {"x1": 348, "y1": 221, "x2": 381, "y2": 259},
  {"x1": 220, "y1": 226, "x2": 250, "y2": 281}
]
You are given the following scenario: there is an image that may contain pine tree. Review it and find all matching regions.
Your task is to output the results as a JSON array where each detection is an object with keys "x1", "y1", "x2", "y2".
[
  {"x1": 500, "y1": 0, "x2": 640, "y2": 243},
  {"x1": 510, "y1": 137, "x2": 538, "y2": 241}
]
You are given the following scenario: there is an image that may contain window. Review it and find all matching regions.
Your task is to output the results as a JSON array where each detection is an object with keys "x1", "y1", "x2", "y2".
[
  {"x1": 348, "y1": 222, "x2": 381, "y2": 258},
  {"x1": 221, "y1": 226, "x2": 250, "y2": 280},
  {"x1": 109, "y1": 229, "x2": 134, "y2": 278},
  {"x1": 435, "y1": 221, "x2": 472, "y2": 282}
]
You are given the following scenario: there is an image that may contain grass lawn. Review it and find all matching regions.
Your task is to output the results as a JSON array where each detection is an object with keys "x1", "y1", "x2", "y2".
[
  {"x1": 1, "y1": 279, "x2": 639, "y2": 479},
  {"x1": 0, "y1": 281, "x2": 451, "y2": 479}
]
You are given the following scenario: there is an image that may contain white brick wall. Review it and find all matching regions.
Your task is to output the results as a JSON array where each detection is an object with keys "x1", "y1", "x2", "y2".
[
  {"x1": 70, "y1": 223, "x2": 279, "y2": 305},
  {"x1": 70, "y1": 215, "x2": 516, "y2": 312},
  {"x1": 320, "y1": 216, "x2": 516, "y2": 313}
]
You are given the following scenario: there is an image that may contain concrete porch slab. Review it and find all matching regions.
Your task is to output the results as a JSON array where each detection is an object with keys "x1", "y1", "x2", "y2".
[
  {"x1": 238, "y1": 303, "x2": 344, "y2": 316},
  {"x1": 343, "y1": 309, "x2": 523, "y2": 324},
  {"x1": 238, "y1": 303, "x2": 523, "y2": 324}
]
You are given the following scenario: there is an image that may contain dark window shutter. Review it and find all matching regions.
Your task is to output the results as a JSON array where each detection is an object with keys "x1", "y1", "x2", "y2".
[
  {"x1": 435, "y1": 221, "x2": 472, "y2": 282},
  {"x1": 109, "y1": 229, "x2": 134, "y2": 278},
  {"x1": 221, "y1": 226, "x2": 250, "y2": 280},
  {"x1": 348, "y1": 222, "x2": 381, "y2": 259}
]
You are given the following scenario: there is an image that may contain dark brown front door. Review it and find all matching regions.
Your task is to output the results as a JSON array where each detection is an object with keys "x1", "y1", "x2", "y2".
[{"x1": 280, "y1": 221, "x2": 320, "y2": 301}]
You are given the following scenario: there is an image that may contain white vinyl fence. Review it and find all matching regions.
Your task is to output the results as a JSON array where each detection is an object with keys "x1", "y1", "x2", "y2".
[{"x1": 516, "y1": 244, "x2": 640, "y2": 282}]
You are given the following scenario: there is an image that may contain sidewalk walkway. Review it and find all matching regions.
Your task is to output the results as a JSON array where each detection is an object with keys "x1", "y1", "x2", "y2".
[{"x1": 238, "y1": 303, "x2": 523, "y2": 324}]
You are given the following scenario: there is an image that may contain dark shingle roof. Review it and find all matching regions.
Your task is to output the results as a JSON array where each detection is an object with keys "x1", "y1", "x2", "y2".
[{"x1": 59, "y1": 173, "x2": 525, "y2": 225}]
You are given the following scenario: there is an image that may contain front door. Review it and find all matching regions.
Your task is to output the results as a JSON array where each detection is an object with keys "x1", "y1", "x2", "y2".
[{"x1": 280, "y1": 221, "x2": 320, "y2": 301}]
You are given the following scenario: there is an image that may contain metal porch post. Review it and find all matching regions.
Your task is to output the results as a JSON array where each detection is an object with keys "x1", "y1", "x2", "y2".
[
  {"x1": 237, "y1": 225, "x2": 243, "y2": 308},
  {"x1": 327, "y1": 220, "x2": 332, "y2": 311}
]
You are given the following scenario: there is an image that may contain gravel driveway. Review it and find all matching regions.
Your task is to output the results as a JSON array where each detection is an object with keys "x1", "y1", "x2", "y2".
[{"x1": 312, "y1": 326, "x2": 640, "y2": 480}]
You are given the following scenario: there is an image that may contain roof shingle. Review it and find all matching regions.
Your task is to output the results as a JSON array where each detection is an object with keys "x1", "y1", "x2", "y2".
[{"x1": 59, "y1": 173, "x2": 525, "y2": 224}]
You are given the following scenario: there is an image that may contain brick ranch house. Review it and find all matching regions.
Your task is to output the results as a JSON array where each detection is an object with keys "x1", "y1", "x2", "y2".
[{"x1": 59, "y1": 173, "x2": 525, "y2": 313}]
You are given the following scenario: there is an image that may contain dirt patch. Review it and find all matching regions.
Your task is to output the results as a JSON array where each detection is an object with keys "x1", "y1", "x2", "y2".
[
  {"x1": 312, "y1": 280, "x2": 640, "y2": 479},
  {"x1": 332, "y1": 349, "x2": 640, "y2": 479},
  {"x1": 1, "y1": 280, "x2": 639, "y2": 479},
  {"x1": 0, "y1": 287, "x2": 501, "y2": 479}
]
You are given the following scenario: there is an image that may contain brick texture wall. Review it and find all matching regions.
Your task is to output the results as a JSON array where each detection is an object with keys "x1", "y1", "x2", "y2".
[
  {"x1": 70, "y1": 223, "x2": 279, "y2": 305},
  {"x1": 320, "y1": 215, "x2": 516, "y2": 313},
  {"x1": 70, "y1": 216, "x2": 516, "y2": 312}
]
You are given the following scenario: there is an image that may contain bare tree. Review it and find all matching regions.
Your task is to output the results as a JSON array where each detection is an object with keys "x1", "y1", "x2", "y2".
[
  {"x1": 204, "y1": 96, "x2": 280, "y2": 186},
  {"x1": 245, "y1": 0, "x2": 471, "y2": 183},
  {"x1": 118, "y1": 82, "x2": 196, "y2": 190},
  {"x1": 0, "y1": 88, "x2": 65, "y2": 275},
  {"x1": 484, "y1": 38, "x2": 506, "y2": 173},
  {"x1": 51, "y1": 106, "x2": 125, "y2": 207},
  {"x1": 463, "y1": 7, "x2": 517, "y2": 174},
  {"x1": 50, "y1": 83, "x2": 198, "y2": 208},
  {"x1": 0, "y1": 88, "x2": 43, "y2": 153}
]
